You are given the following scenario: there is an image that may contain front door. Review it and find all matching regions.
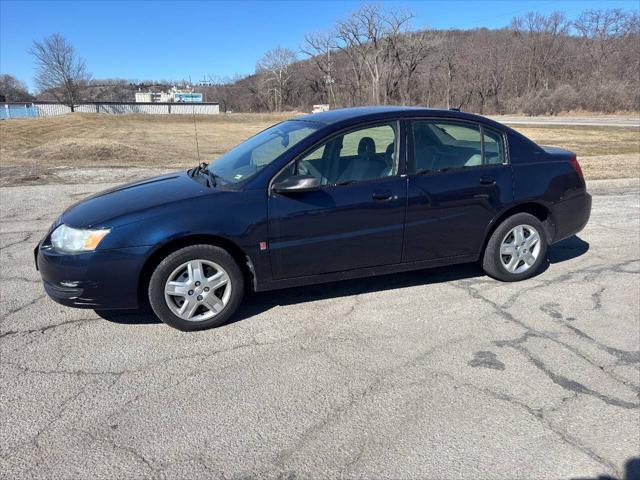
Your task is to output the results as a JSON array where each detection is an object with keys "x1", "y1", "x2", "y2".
[
  {"x1": 403, "y1": 119, "x2": 513, "y2": 262},
  {"x1": 268, "y1": 122, "x2": 407, "y2": 279}
]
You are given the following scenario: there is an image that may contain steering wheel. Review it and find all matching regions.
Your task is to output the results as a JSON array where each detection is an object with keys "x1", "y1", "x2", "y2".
[
  {"x1": 298, "y1": 160, "x2": 311, "y2": 176},
  {"x1": 297, "y1": 160, "x2": 323, "y2": 182}
]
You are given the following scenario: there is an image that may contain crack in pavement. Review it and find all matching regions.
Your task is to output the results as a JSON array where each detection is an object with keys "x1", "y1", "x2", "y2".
[
  {"x1": 0, "y1": 275, "x2": 41, "y2": 284},
  {"x1": 432, "y1": 370, "x2": 623, "y2": 477},
  {"x1": 1, "y1": 334, "x2": 302, "y2": 379},
  {"x1": 539, "y1": 302, "x2": 640, "y2": 367},
  {"x1": 0, "y1": 317, "x2": 101, "y2": 340},
  {"x1": 495, "y1": 332, "x2": 638, "y2": 409},
  {"x1": 500, "y1": 258, "x2": 640, "y2": 310},
  {"x1": 0, "y1": 232, "x2": 33, "y2": 252},
  {"x1": 591, "y1": 286, "x2": 606, "y2": 310},
  {"x1": 1, "y1": 294, "x2": 47, "y2": 319},
  {"x1": 83, "y1": 428, "x2": 160, "y2": 478},
  {"x1": 455, "y1": 280, "x2": 639, "y2": 410},
  {"x1": 267, "y1": 336, "x2": 471, "y2": 475}
]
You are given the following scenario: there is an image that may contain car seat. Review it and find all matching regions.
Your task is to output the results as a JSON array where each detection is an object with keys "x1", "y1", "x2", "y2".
[{"x1": 336, "y1": 137, "x2": 388, "y2": 183}]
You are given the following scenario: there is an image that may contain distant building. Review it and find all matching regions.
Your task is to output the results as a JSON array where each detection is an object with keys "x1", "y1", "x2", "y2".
[
  {"x1": 174, "y1": 92, "x2": 203, "y2": 103},
  {"x1": 135, "y1": 92, "x2": 152, "y2": 103},
  {"x1": 135, "y1": 91, "x2": 174, "y2": 103},
  {"x1": 135, "y1": 87, "x2": 203, "y2": 103},
  {"x1": 312, "y1": 104, "x2": 330, "y2": 113}
]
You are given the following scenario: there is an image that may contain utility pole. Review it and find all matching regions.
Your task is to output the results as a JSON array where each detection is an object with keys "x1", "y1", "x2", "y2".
[{"x1": 324, "y1": 48, "x2": 335, "y2": 106}]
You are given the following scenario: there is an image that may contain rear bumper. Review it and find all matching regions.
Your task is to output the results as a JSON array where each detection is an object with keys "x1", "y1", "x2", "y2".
[
  {"x1": 35, "y1": 243, "x2": 152, "y2": 309},
  {"x1": 551, "y1": 191, "x2": 592, "y2": 244}
]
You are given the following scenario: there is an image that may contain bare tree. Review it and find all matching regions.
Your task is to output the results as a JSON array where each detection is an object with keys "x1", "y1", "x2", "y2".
[
  {"x1": 0, "y1": 74, "x2": 34, "y2": 102},
  {"x1": 302, "y1": 32, "x2": 338, "y2": 105},
  {"x1": 334, "y1": 4, "x2": 414, "y2": 104},
  {"x1": 438, "y1": 34, "x2": 459, "y2": 109},
  {"x1": 511, "y1": 12, "x2": 570, "y2": 92},
  {"x1": 385, "y1": 29, "x2": 440, "y2": 104},
  {"x1": 256, "y1": 47, "x2": 297, "y2": 111},
  {"x1": 574, "y1": 9, "x2": 640, "y2": 83},
  {"x1": 467, "y1": 29, "x2": 513, "y2": 113},
  {"x1": 30, "y1": 33, "x2": 91, "y2": 111}
]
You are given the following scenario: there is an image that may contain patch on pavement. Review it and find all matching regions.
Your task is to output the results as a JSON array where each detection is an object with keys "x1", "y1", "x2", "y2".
[{"x1": 468, "y1": 351, "x2": 506, "y2": 370}]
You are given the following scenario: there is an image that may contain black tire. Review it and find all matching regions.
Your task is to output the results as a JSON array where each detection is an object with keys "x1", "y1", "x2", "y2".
[
  {"x1": 148, "y1": 244, "x2": 244, "y2": 331},
  {"x1": 482, "y1": 213, "x2": 548, "y2": 282}
]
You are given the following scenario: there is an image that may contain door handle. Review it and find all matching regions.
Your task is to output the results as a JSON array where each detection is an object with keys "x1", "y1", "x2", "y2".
[
  {"x1": 479, "y1": 175, "x2": 496, "y2": 186},
  {"x1": 372, "y1": 190, "x2": 393, "y2": 201}
]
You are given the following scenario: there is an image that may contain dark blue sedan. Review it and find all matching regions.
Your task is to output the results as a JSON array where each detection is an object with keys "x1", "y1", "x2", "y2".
[{"x1": 35, "y1": 107, "x2": 591, "y2": 330}]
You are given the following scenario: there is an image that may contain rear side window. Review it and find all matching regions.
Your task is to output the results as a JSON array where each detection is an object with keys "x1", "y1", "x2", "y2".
[
  {"x1": 411, "y1": 120, "x2": 505, "y2": 173},
  {"x1": 483, "y1": 128, "x2": 505, "y2": 165}
]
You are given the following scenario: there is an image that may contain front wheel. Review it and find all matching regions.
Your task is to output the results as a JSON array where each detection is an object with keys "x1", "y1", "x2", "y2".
[
  {"x1": 148, "y1": 245, "x2": 244, "y2": 331},
  {"x1": 482, "y1": 213, "x2": 548, "y2": 282}
]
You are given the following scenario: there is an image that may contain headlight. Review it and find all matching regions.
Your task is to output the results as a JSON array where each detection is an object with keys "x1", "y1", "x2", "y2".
[{"x1": 50, "y1": 224, "x2": 110, "y2": 252}]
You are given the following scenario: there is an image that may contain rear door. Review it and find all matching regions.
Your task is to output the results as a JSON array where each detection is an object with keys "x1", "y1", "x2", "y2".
[
  {"x1": 268, "y1": 121, "x2": 407, "y2": 279},
  {"x1": 403, "y1": 119, "x2": 513, "y2": 262}
]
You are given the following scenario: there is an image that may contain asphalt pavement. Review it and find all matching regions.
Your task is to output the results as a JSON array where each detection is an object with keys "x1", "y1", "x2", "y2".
[{"x1": 1, "y1": 177, "x2": 639, "y2": 479}]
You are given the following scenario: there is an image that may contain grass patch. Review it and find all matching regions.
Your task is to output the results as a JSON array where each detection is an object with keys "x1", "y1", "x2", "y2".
[
  {"x1": 0, "y1": 113, "x2": 638, "y2": 180},
  {"x1": 508, "y1": 124, "x2": 640, "y2": 157}
]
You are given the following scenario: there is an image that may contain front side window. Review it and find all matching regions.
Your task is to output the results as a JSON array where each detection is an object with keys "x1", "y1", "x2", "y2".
[
  {"x1": 411, "y1": 120, "x2": 505, "y2": 173},
  {"x1": 276, "y1": 122, "x2": 398, "y2": 186},
  {"x1": 209, "y1": 120, "x2": 320, "y2": 184}
]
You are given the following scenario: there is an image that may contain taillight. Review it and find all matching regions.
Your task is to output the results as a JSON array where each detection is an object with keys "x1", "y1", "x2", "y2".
[{"x1": 569, "y1": 156, "x2": 584, "y2": 180}]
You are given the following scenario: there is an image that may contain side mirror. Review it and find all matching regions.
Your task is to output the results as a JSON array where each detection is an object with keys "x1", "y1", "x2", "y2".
[{"x1": 272, "y1": 175, "x2": 320, "y2": 194}]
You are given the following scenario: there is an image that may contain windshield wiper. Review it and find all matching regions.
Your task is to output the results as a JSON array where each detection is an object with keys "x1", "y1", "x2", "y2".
[{"x1": 188, "y1": 162, "x2": 219, "y2": 187}]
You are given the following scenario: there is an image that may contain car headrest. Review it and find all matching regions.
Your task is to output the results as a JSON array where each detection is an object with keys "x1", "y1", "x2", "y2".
[
  {"x1": 358, "y1": 137, "x2": 376, "y2": 156},
  {"x1": 385, "y1": 142, "x2": 394, "y2": 159}
]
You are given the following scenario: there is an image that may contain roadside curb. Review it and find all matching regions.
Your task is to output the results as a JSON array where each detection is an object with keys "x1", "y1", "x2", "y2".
[{"x1": 587, "y1": 177, "x2": 640, "y2": 194}]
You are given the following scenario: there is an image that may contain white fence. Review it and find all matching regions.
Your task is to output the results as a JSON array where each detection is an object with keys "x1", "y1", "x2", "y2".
[{"x1": 3, "y1": 102, "x2": 220, "y2": 118}]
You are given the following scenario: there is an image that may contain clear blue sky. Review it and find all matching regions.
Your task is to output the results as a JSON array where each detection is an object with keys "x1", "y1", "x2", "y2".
[{"x1": 1, "y1": 0, "x2": 638, "y2": 92}]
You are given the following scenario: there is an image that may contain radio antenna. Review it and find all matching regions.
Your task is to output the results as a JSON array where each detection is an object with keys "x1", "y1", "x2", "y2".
[{"x1": 188, "y1": 76, "x2": 202, "y2": 163}]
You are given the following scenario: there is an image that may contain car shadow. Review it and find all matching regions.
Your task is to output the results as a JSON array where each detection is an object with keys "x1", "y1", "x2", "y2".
[
  {"x1": 96, "y1": 307, "x2": 162, "y2": 325},
  {"x1": 96, "y1": 235, "x2": 589, "y2": 327},
  {"x1": 573, "y1": 456, "x2": 639, "y2": 480},
  {"x1": 546, "y1": 234, "x2": 590, "y2": 264}
]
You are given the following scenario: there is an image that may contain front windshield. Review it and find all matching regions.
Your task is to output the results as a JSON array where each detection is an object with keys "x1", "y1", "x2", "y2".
[{"x1": 209, "y1": 120, "x2": 320, "y2": 184}]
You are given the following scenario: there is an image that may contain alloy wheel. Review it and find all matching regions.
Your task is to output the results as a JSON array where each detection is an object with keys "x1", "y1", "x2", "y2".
[
  {"x1": 164, "y1": 259, "x2": 232, "y2": 321},
  {"x1": 499, "y1": 224, "x2": 542, "y2": 274}
]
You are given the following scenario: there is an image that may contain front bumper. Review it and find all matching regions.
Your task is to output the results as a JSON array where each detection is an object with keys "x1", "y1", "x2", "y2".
[{"x1": 35, "y1": 242, "x2": 152, "y2": 309}]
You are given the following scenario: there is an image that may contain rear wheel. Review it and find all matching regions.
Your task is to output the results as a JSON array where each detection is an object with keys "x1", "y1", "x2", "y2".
[
  {"x1": 482, "y1": 213, "x2": 547, "y2": 281},
  {"x1": 148, "y1": 245, "x2": 244, "y2": 331}
]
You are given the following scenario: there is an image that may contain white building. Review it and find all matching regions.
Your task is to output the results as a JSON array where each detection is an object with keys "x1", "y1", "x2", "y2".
[
  {"x1": 135, "y1": 91, "x2": 180, "y2": 103},
  {"x1": 312, "y1": 104, "x2": 330, "y2": 113},
  {"x1": 135, "y1": 92, "x2": 153, "y2": 103}
]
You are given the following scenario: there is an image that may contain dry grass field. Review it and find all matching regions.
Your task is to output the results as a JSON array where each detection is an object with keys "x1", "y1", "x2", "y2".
[
  {"x1": 0, "y1": 113, "x2": 638, "y2": 181},
  {"x1": 513, "y1": 124, "x2": 639, "y2": 180}
]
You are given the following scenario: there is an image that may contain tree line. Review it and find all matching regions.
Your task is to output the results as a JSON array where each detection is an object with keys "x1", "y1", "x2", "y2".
[
  {"x1": 1, "y1": 4, "x2": 638, "y2": 115},
  {"x1": 219, "y1": 5, "x2": 639, "y2": 114}
]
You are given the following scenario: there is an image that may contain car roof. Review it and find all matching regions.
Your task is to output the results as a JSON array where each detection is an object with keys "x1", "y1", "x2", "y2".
[{"x1": 296, "y1": 106, "x2": 498, "y2": 127}]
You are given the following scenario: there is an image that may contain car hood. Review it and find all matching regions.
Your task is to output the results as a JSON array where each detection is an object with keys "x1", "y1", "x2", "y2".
[{"x1": 61, "y1": 171, "x2": 210, "y2": 228}]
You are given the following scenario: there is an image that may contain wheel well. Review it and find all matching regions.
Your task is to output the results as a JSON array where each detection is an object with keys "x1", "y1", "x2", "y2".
[
  {"x1": 482, "y1": 202, "x2": 554, "y2": 253},
  {"x1": 137, "y1": 235, "x2": 256, "y2": 308}
]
